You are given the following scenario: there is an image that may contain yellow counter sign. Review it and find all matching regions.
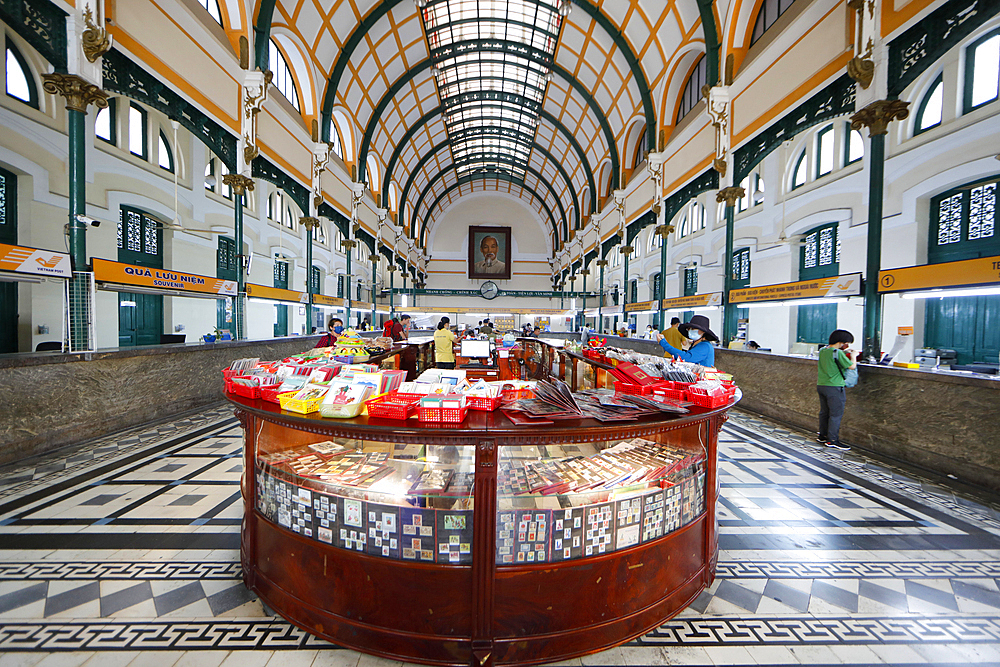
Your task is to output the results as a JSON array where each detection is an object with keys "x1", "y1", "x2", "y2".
[
  {"x1": 623, "y1": 300, "x2": 656, "y2": 313},
  {"x1": 878, "y1": 255, "x2": 1000, "y2": 293},
  {"x1": 661, "y1": 292, "x2": 723, "y2": 310},
  {"x1": 93, "y1": 258, "x2": 236, "y2": 296},
  {"x1": 313, "y1": 294, "x2": 345, "y2": 307},
  {"x1": 729, "y1": 273, "x2": 862, "y2": 303},
  {"x1": 246, "y1": 283, "x2": 308, "y2": 303}
]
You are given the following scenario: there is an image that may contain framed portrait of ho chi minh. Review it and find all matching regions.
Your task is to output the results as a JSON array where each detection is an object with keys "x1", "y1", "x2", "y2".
[{"x1": 468, "y1": 226, "x2": 512, "y2": 280}]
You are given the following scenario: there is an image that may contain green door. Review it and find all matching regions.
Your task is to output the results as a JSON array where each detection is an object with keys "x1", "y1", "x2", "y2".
[
  {"x1": 796, "y1": 304, "x2": 837, "y2": 344},
  {"x1": 117, "y1": 207, "x2": 163, "y2": 346},
  {"x1": 273, "y1": 259, "x2": 288, "y2": 337},
  {"x1": 216, "y1": 236, "x2": 237, "y2": 333},
  {"x1": 0, "y1": 168, "x2": 16, "y2": 353},
  {"x1": 925, "y1": 295, "x2": 1000, "y2": 365}
]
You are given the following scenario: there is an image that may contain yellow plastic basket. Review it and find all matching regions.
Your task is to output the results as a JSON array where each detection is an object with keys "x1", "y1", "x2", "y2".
[{"x1": 279, "y1": 393, "x2": 326, "y2": 414}]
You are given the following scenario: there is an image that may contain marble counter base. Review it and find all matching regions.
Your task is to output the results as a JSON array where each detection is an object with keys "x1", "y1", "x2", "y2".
[{"x1": 0, "y1": 338, "x2": 319, "y2": 465}]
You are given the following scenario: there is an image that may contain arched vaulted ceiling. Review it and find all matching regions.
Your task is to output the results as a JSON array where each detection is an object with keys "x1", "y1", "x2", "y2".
[{"x1": 253, "y1": 0, "x2": 720, "y2": 255}]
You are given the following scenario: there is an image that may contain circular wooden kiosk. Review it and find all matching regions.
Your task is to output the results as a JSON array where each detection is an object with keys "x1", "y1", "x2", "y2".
[{"x1": 231, "y1": 392, "x2": 734, "y2": 666}]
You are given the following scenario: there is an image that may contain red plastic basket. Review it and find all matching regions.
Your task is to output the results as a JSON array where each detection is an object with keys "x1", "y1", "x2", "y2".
[
  {"x1": 466, "y1": 395, "x2": 502, "y2": 411},
  {"x1": 686, "y1": 392, "x2": 731, "y2": 408},
  {"x1": 653, "y1": 387, "x2": 688, "y2": 401},
  {"x1": 225, "y1": 376, "x2": 261, "y2": 399},
  {"x1": 366, "y1": 394, "x2": 419, "y2": 420},
  {"x1": 222, "y1": 368, "x2": 241, "y2": 381},
  {"x1": 418, "y1": 404, "x2": 468, "y2": 423},
  {"x1": 613, "y1": 380, "x2": 671, "y2": 396},
  {"x1": 260, "y1": 384, "x2": 294, "y2": 404}
]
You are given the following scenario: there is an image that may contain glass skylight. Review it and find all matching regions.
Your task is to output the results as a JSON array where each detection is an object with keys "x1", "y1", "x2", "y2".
[{"x1": 419, "y1": 0, "x2": 564, "y2": 180}]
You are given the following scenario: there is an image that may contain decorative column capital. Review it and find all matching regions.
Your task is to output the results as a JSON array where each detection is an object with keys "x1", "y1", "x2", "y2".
[
  {"x1": 299, "y1": 216, "x2": 320, "y2": 231},
  {"x1": 579, "y1": 268, "x2": 591, "y2": 276},
  {"x1": 41, "y1": 73, "x2": 107, "y2": 113},
  {"x1": 342, "y1": 239, "x2": 357, "y2": 251},
  {"x1": 716, "y1": 186, "x2": 745, "y2": 208},
  {"x1": 850, "y1": 99, "x2": 910, "y2": 137},
  {"x1": 371, "y1": 254, "x2": 380, "y2": 264},
  {"x1": 595, "y1": 259, "x2": 608, "y2": 267},
  {"x1": 655, "y1": 223, "x2": 674, "y2": 237},
  {"x1": 620, "y1": 245, "x2": 634, "y2": 256},
  {"x1": 222, "y1": 174, "x2": 255, "y2": 195}
]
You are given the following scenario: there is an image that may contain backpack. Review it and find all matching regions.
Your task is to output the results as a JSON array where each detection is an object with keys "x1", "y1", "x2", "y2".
[{"x1": 838, "y1": 357, "x2": 858, "y2": 388}]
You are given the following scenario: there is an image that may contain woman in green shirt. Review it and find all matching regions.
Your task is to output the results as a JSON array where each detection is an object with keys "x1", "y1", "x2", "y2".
[{"x1": 817, "y1": 329, "x2": 857, "y2": 450}]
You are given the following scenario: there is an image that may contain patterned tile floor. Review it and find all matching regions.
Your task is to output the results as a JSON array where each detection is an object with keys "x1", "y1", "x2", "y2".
[{"x1": 1, "y1": 406, "x2": 1000, "y2": 666}]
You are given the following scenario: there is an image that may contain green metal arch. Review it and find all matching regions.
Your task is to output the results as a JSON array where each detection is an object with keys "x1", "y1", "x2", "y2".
[
  {"x1": 417, "y1": 172, "x2": 561, "y2": 251},
  {"x1": 383, "y1": 110, "x2": 582, "y2": 236},
  {"x1": 413, "y1": 160, "x2": 566, "y2": 245},
  {"x1": 358, "y1": 57, "x2": 617, "y2": 198}
]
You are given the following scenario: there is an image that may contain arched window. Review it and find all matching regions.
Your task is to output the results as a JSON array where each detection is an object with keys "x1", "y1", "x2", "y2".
[
  {"x1": 674, "y1": 201, "x2": 705, "y2": 240},
  {"x1": 95, "y1": 98, "x2": 117, "y2": 144},
  {"x1": 366, "y1": 155, "x2": 380, "y2": 193},
  {"x1": 915, "y1": 73, "x2": 944, "y2": 134},
  {"x1": 845, "y1": 125, "x2": 864, "y2": 164},
  {"x1": 676, "y1": 55, "x2": 706, "y2": 123},
  {"x1": 328, "y1": 119, "x2": 343, "y2": 158},
  {"x1": 815, "y1": 124, "x2": 834, "y2": 177},
  {"x1": 751, "y1": 0, "x2": 797, "y2": 46},
  {"x1": 5, "y1": 40, "x2": 37, "y2": 108},
  {"x1": 269, "y1": 39, "x2": 300, "y2": 112},
  {"x1": 633, "y1": 129, "x2": 647, "y2": 169},
  {"x1": 964, "y1": 29, "x2": 999, "y2": 113},
  {"x1": 158, "y1": 131, "x2": 173, "y2": 172},
  {"x1": 205, "y1": 159, "x2": 216, "y2": 191},
  {"x1": 129, "y1": 103, "x2": 148, "y2": 159},
  {"x1": 195, "y1": 0, "x2": 222, "y2": 25},
  {"x1": 791, "y1": 151, "x2": 807, "y2": 189}
]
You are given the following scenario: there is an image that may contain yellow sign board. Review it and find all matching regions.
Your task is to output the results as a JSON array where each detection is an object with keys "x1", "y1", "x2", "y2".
[
  {"x1": 623, "y1": 300, "x2": 656, "y2": 313},
  {"x1": 729, "y1": 273, "x2": 862, "y2": 304},
  {"x1": 0, "y1": 243, "x2": 71, "y2": 278},
  {"x1": 313, "y1": 294, "x2": 345, "y2": 307},
  {"x1": 246, "y1": 283, "x2": 307, "y2": 303},
  {"x1": 94, "y1": 258, "x2": 236, "y2": 296},
  {"x1": 878, "y1": 256, "x2": 1000, "y2": 293},
  {"x1": 661, "y1": 292, "x2": 723, "y2": 310},
  {"x1": 898, "y1": 326, "x2": 914, "y2": 335},
  {"x1": 352, "y1": 300, "x2": 374, "y2": 311}
]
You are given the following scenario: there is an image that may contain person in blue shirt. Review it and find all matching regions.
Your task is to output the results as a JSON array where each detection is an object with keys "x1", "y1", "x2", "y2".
[{"x1": 656, "y1": 314, "x2": 717, "y2": 367}]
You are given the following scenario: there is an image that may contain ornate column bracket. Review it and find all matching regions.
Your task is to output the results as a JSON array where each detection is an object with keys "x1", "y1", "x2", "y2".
[
  {"x1": 312, "y1": 143, "x2": 333, "y2": 211},
  {"x1": 703, "y1": 85, "x2": 731, "y2": 176},
  {"x1": 646, "y1": 152, "x2": 664, "y2": 215},
  {"x1": 850, "y1": 99, "x2": 910, "y2": 137},
  {"x1": 41, "y1": 73, "x2": 108, "y2": 113},
  {"x1": 847, "y1": 0, "x2": 876, "y2": 90},
  {"x1": 81, "y1": 6, "x2": 112, "y2": 63},
  {"x1": 716, "y1": 186, "x2": 745, "y2": 208},
  {"x1": 222, "y1": 173, "x2": 255, "y2": 196},
  {"x1": 299, "y1": 216, "x2": 320, "y2": 231},
  {"x1": 242, "y1": 69, "x2": 273, "y2": 168}
]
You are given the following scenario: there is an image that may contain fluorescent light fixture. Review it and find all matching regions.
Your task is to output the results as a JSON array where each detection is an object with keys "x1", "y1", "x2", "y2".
[
  {"x1": 465, "y1": 313, "x2": 487, "y2": 317},
  {"x1": 376, "y1": 309, "x2": 390, "y2": 314},
  {"x1": 741, "y1": 297, "x2": 849, "y2": 309},
  {"x1": 120, "y1": 300, "x2": 137, "y2": 307},
  {"x1": 248, "y1": 297, "x2": 278, "y2": 304},
  {"x1": 490, "y1": 313, "x2": 512, "y2": 317},
  {"x1": 901, "y1": 286, "x2": 1000, "y2": 299}
]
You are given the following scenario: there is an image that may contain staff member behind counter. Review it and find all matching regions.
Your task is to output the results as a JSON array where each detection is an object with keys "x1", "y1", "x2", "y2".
[
  {"x1": 656, "y1": 314, "x2": 717, "y2": 367},
  {"x1": 434, "y1": 316, "x2": 458, "y2": 369}
]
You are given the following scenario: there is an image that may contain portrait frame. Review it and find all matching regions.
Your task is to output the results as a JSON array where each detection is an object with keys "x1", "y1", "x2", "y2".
[{"x1": 468, "y1": 225, "x2": 512, "y2": 280}]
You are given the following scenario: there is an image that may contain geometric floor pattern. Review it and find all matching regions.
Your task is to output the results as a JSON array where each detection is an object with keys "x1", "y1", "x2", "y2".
[{"x1": 2, "y1": 406, "x2": 1000, "y2": 665}]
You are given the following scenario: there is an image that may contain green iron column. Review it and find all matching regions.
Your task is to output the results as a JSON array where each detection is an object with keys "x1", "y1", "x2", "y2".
[
  {"x1": 371, "y1": 256, "x2": 378, "y2": 327},
  {"x1": 850, "y1": 100, "x2": 910, "y2": 361},
  {"x1": 596, "y1": 260, "x2": 607, "y2": 330},
  {"x1": 301, "y1": 217, "x2": 319, "y2": 334},
  {"x1": 621, "y1": 245, "x2": 633, "y2": 331},
  {"x1": 656, "y1": 225, "x2": 670, "y2": 331},
  {"x1": 223, "y1": 175, "x2": 255, "y2": 340},
  {"x1": 389, "y1": 265, "x2": 395, "y2": 316},
  {"x1": 716, "y1": 186, "x2": 744, "y2": 346},
  {"x1": 41, "y1": 74, "x2": 107, "y2": 351},
  {"x1": 344, "y1": 240, "x2": 355, "y2": 326},
  {"x1": 580, "y1": 269, "x2": 589, "y2": 329}
]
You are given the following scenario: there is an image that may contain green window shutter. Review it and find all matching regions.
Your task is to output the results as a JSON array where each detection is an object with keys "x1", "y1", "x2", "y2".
[
  {"x1": 732, "y1": 248, "x2": 751, "y2": 289},
  {"x1": 118, "y1": 207, "x2": 162, "y2": 268},
  {"x1": 799, "y1": 222, "x2": 839, "y2": 280},
  {"x1": 684, "y1": 267, "x2": 698, "y2": 296},
  {"x1": 273, "y1": 260, "x2": 288, "y2": 289},
  {"x1": 928, "y1": 176, "x2": 999, "y2": 264},
  {"x1": 310, "y1": 266, "x2": 321, "y2": 293},
  {"x1": 217, "y1": 237, "x2": 237, "y2": 281},
  {"x1": 0, "y1": 167, "x2": 16, "y2": 245},
  {"x1": 337, "y1": 275, "x2": 344, "y2": 298}
]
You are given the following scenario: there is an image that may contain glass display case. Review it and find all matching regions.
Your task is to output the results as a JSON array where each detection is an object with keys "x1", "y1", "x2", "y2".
[{"x1": 232, "y1": 393, "x2": 731, "y2": 667}]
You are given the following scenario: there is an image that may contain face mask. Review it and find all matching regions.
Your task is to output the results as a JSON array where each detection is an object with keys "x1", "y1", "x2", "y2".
[
  {"x1": 687, "y1": 330, "x2": 702, "y2": 341},
  {"x1": 333, "y1": 326, "x2": 344, "y2": 334}
]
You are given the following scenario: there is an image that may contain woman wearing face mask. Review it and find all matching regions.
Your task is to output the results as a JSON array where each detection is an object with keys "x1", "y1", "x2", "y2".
[
  {"x1": 655, "y1": 314, "x2": 718, "y2": 367},
  {"x1": 314, "y1": 317, "x2": 343, "y2": 348}
]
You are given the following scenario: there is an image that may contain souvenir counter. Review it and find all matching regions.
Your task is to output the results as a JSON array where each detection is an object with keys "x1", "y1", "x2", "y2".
[{"x1": 226, "y1": 335, "x2": 738, "y2": 667}]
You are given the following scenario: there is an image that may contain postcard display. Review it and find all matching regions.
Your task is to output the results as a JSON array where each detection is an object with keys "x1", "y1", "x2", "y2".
[{"x1": 234, "y1": 395, "x2": 730, "y2": 667}]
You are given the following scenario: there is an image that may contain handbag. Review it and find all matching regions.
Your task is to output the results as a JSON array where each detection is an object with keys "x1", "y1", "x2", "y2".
[{"x1": 837, "y1": 355, "x2": 858, "y2": 388}]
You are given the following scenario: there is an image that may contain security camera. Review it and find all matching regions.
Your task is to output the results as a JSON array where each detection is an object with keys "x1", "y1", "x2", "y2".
[{"x1": 75, "y1": 214, "x2": 101, "y2": 228}]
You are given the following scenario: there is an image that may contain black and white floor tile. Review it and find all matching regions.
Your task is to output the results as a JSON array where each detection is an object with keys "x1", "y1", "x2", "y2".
[{"x1": 1, "y1": 406, "x2": 1000, "y2": 666}]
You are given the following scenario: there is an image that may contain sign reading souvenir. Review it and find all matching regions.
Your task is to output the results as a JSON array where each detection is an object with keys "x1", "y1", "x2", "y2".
[
  {"x1": 93, "y1": 258, "x2": 236, "y2": 296},
  {"x1": 729, "y1": 273, "x2": 862, "y2": 304},
  {"x1": 623, "y1": 300, "x2": 656, "y2": 313},
  {"x1": 0, "y1": 243, "x2": 71, "y2": 278},
  {"x1": 246, "y1": 282, "x2": 307, "y2": 303},
  {"x1": 878, "y1": 255, "x2": 1000, "y2": 293},
  {"x1": 313, "y1": 294, "x2": 345, "y2": 307},
  {"x1": 660, "y1": 292, "x2": 723, "y2": 310}
]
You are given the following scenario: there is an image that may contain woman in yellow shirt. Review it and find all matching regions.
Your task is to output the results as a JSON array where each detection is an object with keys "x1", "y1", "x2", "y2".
[{"x1": 434, "y1": 317, "x2": 457, "y2": 369}]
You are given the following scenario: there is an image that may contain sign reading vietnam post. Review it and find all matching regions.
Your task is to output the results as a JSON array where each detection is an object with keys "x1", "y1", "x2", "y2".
[
  {"x1": 729, "y1": 273, "x2": 862, "y2": 304},
  {"x1": 878, "y1": 255, "x2": 1000, "y2": 293},
  {"x1": 93, "y1": 258, "x2": 236, "y2": 296},
  {"x1": 661, "y1": 292, "x2": 723, "y2": 310},
  {"x1": 0, "y1": 243, "x2": 71, "y2": 278}
]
